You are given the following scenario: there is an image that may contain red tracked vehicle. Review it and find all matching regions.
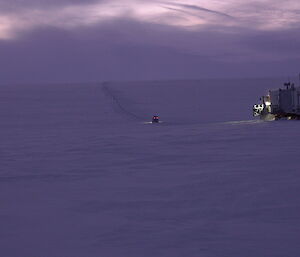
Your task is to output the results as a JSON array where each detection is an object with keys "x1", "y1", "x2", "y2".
[{"x1": 152, "y1": 115, "x2": 160, "y2": 123}]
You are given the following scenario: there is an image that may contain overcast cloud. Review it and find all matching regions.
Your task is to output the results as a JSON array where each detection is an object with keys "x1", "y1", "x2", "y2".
[{"x1": 0, "y1": 0, "x2": 299, "y2": 83}]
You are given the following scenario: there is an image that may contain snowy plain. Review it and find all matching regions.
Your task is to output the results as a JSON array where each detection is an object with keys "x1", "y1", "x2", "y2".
[{"x1": 1, "y1": 78, "x2": 300, "y2": 257}]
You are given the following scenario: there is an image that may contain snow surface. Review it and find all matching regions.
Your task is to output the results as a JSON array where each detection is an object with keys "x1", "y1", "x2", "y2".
[{"x1": 1, "y1": 79, "x2": 300, "y2": 257}]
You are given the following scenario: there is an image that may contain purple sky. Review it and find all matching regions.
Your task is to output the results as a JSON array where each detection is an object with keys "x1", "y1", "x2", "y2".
[{"x1": 0, "y1": 0, "x2": 300, "y2": 83}]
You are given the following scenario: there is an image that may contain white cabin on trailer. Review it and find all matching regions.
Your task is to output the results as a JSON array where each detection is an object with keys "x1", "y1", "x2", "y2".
[{"x1": 269, "y1": 83, "x2": 300, "y2": 115}]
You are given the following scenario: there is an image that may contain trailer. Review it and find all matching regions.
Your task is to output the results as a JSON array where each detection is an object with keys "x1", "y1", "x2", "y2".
[{"x1": 253, "y1": 82, "x2": 300, "y2": 120}]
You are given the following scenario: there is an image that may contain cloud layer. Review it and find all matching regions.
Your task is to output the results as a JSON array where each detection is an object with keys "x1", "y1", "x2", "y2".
[
  {"x1": 1, "y1": 0, "x2": 300, "y2": 40},
  {"x1": 0, "y1": 0, "x2": 300, "y2": 83}
]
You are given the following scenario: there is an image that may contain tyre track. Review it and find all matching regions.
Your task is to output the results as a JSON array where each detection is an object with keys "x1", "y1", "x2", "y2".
[{"x1": 102, "y1": 82, "x2": 144, "y2": 121}]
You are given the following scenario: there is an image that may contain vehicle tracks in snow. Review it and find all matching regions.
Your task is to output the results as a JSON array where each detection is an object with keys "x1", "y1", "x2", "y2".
[{"x1": 102, "y1": 82, "x2": 144, "y2": 121}]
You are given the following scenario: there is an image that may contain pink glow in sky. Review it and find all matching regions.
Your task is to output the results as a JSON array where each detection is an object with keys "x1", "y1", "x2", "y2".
[
  {"x1": 1, "y1": 0, "x2": 300, "y2": 40},
  {"x1": 0, "y1": 0, "x2": 299, "y2": 83}
]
